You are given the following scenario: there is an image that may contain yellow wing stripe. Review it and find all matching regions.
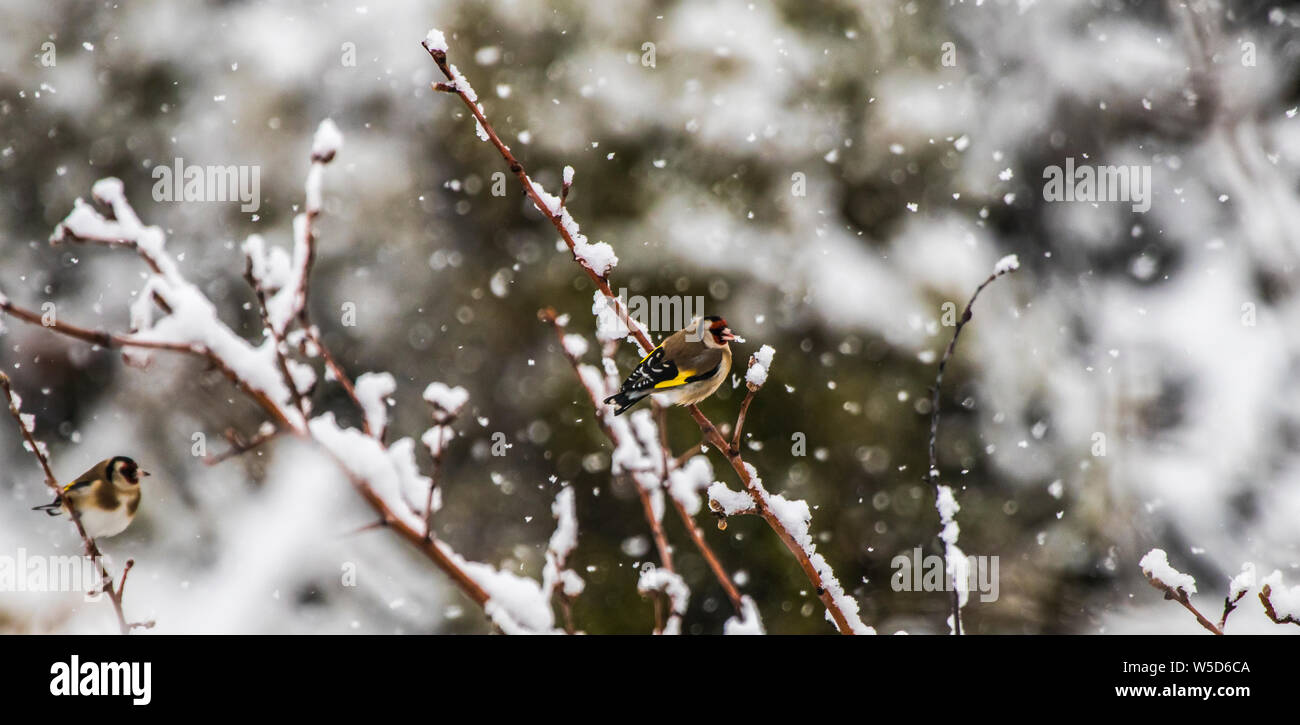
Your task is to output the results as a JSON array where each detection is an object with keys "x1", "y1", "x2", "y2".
[{"x1": 653, "y1": 368, "x2": 698, "y2": 389}]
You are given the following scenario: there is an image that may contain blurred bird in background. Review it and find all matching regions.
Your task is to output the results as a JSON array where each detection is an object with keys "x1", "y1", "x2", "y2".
[{"x1": 32, "y1": 456, "x2": 148, "y2": 539}]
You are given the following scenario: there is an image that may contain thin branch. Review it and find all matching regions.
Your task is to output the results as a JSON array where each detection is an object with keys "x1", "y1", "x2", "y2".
[
  {"x1": 303, "y1": 325, "x2": 368, "y2": 434},
  {"x1": 291, "y1": 131, "x2": 372, "y2": 434},
  {"x1": 423, "y1": 40, "x2": 651, "y2": 353},
  {"x1": 0, "y1": 296, "x2": 197, "y2": 355},
  {"x1": 730, "y1": 380, "x2": 758, "y2": 454},
  {"x1": 1218, "y1": 590, "x2": 1246, "y2": 631},
  {"x1": 203, "y1": 424, "x2": 281, "y2": 466},
  {"x1": 926, "y1": 258, "x2": 1020, "y2": 635},
  {"x1": 1142, "y1": 574, "x2": 1223, "y2": 635},
  {"x1": 668, "y1": 494, "x2": 743, "y2": 613},
  {"x1": 928, "y1": 264, "x2": 1020, "y2": 487},
  {"x1": 244, "y1": 259, "x2": 310, "y2": 419},
  {"x1": 658, "y1": 392, "x2": 744, "y2": 614}
]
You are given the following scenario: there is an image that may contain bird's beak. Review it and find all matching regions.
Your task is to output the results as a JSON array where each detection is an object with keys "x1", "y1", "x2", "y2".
[
  {"x1": 141, "y1": 470, "x2": 152, "y2": 477},
  {"x1": 721, "y1": 328, "x2": 742, "y2": 343}
]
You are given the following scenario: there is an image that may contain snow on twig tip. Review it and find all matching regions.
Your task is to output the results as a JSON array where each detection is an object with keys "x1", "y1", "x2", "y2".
[
  {"x1": 1259, "y1": 570, "x2": 1300, "y2": 625},
  {"x1": 311, "y1": 118, "x2": 343, "y2": 163},
  {"x1": 746, "y1": 344, "x2": 775, "y2": 388},
  {"x1": 423, "y1": 381, "x2": 469, "y2": 423},
  {"x1": 1228, "y1": 563, "x2": 1256, "y2": 601},
  {"x1": 1139, "y1": 548, "x2": 1198, "y2": 596},
  {"x1": 423, "y1": 28, "x2": 448, "y2": 53},
  {"x1": 542, "y1": 487, "x2": 585, "y2": 603}
]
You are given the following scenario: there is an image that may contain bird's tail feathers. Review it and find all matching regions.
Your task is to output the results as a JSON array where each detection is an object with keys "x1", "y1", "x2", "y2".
[{"x1": 603, "y1": 390, "x2": 647, "y2": 416}]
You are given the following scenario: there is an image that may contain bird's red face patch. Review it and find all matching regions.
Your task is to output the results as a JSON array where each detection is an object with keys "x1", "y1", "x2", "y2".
[{"x1": 709, "y1": 317, "x2": 737, "y2": 344}]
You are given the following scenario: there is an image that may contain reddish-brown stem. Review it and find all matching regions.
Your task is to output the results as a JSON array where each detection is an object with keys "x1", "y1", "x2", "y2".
[
  {"x1": 0, "y1": 296, "x2": 196, "y2": 355},
  {"x1": 340, "y1": 463, "x2": 490, "y2": 607},
  {"x1": 1143, "y1": 576, "x2": 1223, "y2": 635},
  {"x1": 203, "y1": 425, "x2": 281, "y2": 466},
  {"x1": 117, "y1": 559, "x2": 137, "y2": 601},
  {"x1": 245, "y1": 262, "x2": 310, "y2": 419},
  {"x1": 303, "y1": 324, "x2": 367, "y2": 434},
  {"x1": 637, "y1": 486, "x2": 674, "y2": 573},
  {"x1": 1218, "y1": 591, "x2": 1246, "y2": 631},
  {"x1": 423, "y1": 438, "x2": 446, "y2": 539},
  {"x1": 730, "y1": 387, "x2": 757, "y2": 454},
  {"x1": 424, "y1": 42, "x2": 652, "y2": 354},
  {"x1": 559, "y1": 597, "x2": 576, "y2": 634},
  {"x1": 670, "y1": 443, "x2": 706, "y2": 471},
  {"x1": 668, "y1": 495, "x2": 743, "y2": 613},
  {"x1": 1, "y1": 293, "x2": 297, "y2": 433}
]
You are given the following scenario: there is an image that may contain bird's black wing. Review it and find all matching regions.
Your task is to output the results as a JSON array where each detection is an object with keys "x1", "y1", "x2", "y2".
[{"x1": 619, "y1": 345, "x2": 680, "y2": 393}]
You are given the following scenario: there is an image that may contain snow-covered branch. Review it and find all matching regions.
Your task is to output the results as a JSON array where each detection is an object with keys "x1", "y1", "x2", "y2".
[
  {"x1": 542, "y1": 487, "x2": 584, "y2": 634},
  {"x1": 1139, "y1": 549, "x2": 1300, "y2": 633},
  {"x1": 0, "y1": 121, "x2": 575, "y2": 635}
]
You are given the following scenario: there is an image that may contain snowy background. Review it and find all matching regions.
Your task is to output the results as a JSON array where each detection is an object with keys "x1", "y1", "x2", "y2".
[{"x1": 2, "y1": 0, "x2": 1299, "y2": 634}]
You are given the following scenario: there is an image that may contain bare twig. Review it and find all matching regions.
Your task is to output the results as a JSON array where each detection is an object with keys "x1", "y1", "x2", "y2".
[
  {"x1": 1218, "y1": 590, "x2": 1246, "y2": 631},
  {"x1": 729, "y1": 400, "x2": 755, "y2": 456},
  {"x1": 304, "y1": 326, "x2": 368, "y2": 434},
  {"x1": 1142, "y1": 574, "x2": 1223, "y2": 635},
  {"x1": 203, "y1": 424, "x2": 281, "y2": 466}
]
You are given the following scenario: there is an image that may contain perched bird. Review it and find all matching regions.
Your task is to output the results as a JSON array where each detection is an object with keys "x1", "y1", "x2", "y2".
[
  {"x1": 604, "y1": 316, "x2": 740, "y2": 416},
  {"x1": 32, "y1": 456, "x2": 148, "y2": 539}
]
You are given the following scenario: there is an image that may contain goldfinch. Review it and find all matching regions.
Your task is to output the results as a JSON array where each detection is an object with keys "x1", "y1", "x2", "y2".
[
  {"x1": 604, "y1": 316, "x2": 740, "y2": 416},
  {"x1": 32, "y1": 456, "x2": 148, "y2": 539}
]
